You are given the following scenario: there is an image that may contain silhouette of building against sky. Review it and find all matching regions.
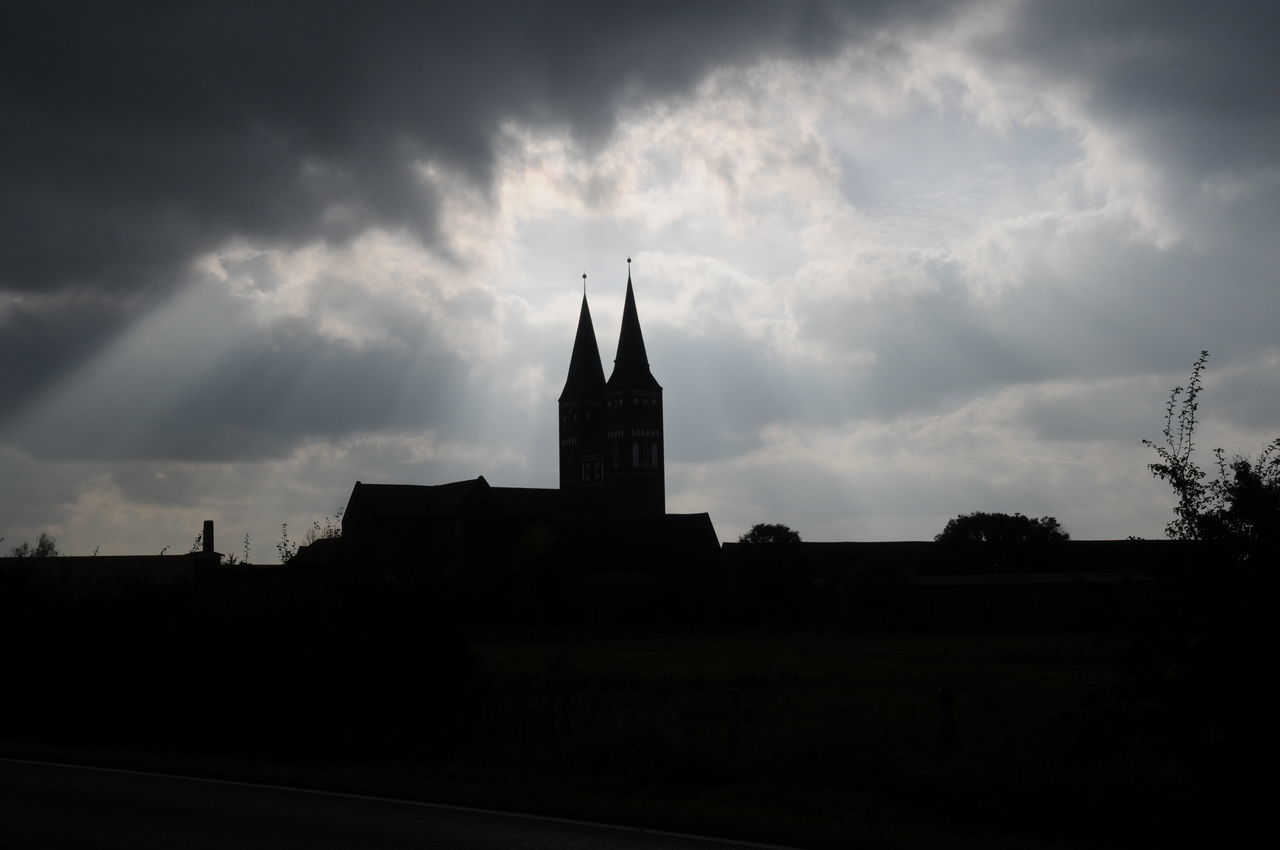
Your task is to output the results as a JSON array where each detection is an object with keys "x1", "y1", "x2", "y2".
[
  {"x1": 333, "y1": 263, "x2": 718, "y2": 580},
  {"x1": 559, "y1": 260, "x2": 664, "y2": 516}
]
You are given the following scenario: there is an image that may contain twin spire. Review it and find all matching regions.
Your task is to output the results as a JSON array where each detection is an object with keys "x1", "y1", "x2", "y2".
[
  {"x1": 559, "y1": 286, "x2": 606, "y2": 402},
  {"x1": 558, "y1": 259, "x2": 660, "y2": 402}
]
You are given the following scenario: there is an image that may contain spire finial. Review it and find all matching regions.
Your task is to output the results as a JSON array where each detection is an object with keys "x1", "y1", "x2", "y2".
[
  {"x1": 626, "y1": 256, "x2": 632, "y2": 282},
  {"x1": 582, "y1": 272, "x2": 587, "y2": 296}
]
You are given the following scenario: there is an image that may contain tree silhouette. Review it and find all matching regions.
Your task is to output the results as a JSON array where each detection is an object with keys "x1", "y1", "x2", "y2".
[
  {"x1": 8, "y1": 531, "x2": 59, "y2": 558},
  {"x1": 1204, "y1": 448, "x2": 1280, "y2": 549},
  {"x1": 1144, "y1": 350, "x2": 1280, "y2": 548},
  {"x1": 934, "y1": 512, "x2": 1068, "y2": 544},
  {"x1": 1137, "y1": 353, "x2": 1279, "y2": 786},
  {"x1": 1143, "y1": 351, "x2": 1212, "y2": 541},
  {"x1": 739, "y1": 523, "x2": 802, "y2": 546},
  {"x1": 736, "y1": 523, "x2": 806, "y2": 624}
]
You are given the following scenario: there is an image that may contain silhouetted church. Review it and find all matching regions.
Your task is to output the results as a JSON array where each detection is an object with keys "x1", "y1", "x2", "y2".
[
  {"x1": 559, "y1": 263, "x2": 664, "y2": 515},
  {"x1": 331, "y1": 264, "x2": 718, "y2": 577}
]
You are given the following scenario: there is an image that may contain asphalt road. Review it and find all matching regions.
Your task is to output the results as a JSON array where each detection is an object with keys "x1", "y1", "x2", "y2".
[{"x1": 0, "y1": 758, "x2": 795, "y2": 850}]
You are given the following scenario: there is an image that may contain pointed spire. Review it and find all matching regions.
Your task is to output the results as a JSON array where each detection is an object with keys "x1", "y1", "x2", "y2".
[
  {"x1": 559, "y1": 281, "x2": 607, "y2": 402},
  {"x1": 607, "y1": 259, "x2": 662, "y2": 392}
]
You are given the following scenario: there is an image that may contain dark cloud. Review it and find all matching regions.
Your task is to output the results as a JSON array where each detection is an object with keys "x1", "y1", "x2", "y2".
[
  {"x1": 2, "y1": 0, "x2": 933, "y2": 448},
  {"x1": 1206, "y1": 359, "x2": 1280, "y2": 434},
  {"x1": 985, "y1": 1, "x2": 1280, "y2": 178},
  {"x1": 0, "y1": 448, "x2": 85, "y2": 528},
  {"x1": 1016, "y1": 380, "x2": 1167, "y2": 444},
  {"x1": 1, "y1": 0, "x2": 868, "y2": 300},
  {"x1": 0, "y1": 296, "x2": 127, "y2": 411},
  {"x1": 656, "y1": 327, "x2": 808, "y2": 462},
  {"x1": 2, "y1": 284, "x2": 476, "y2": 462},
  {"x1": 783, "y1": 215, "x2": 1280, "y2": 429}
]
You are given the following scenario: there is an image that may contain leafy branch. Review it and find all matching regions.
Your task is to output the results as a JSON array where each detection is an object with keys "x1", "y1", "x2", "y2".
[
  {"x1": 1144, "y1": 350, "x2": 1279, "y2": 549},
  {"x1": 1143, "y1": 351, "x2": 1210, "y2": 540}
]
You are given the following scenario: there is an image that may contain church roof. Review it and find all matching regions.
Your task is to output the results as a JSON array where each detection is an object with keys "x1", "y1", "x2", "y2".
[
  {"x1": 343, "y1": 477, "x2": 569, "y2": 528},
  {"x1": 606, "y1": 272, "x2": 662, "y2": 392},
  {"x1": 559, "y1": 294, "x2": 607, "y2": 402},
  {"x1": 344, "y1": 478, "x2": 492, "y2": 522}
]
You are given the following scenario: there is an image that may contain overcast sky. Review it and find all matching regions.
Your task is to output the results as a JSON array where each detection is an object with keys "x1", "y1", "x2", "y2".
[{"x1": 4, "y1": 0, "x2": 1279, "y2": 558}]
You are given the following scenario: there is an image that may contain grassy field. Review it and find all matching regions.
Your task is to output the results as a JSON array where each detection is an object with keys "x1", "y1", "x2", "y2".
[
  {"x1": 2, "y1": 631, "x2": 1214, "y2": 849},
  {"x1": 457, "y1": 632, "x2": 1206, "y2": 849}
]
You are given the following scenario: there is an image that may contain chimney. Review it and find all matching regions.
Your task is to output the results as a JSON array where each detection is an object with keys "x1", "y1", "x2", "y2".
[{"x1": 203, "y1": 520, "x2": 214, "y2": 554}]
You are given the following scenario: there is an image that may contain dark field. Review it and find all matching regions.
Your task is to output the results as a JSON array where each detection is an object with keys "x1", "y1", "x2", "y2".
[
  {"x1": 3, "y1": 630, "x2": 1232, "y2": 849},
  {"x1": 456, "y1": 633, "x2": 1198, "y2": 849}
]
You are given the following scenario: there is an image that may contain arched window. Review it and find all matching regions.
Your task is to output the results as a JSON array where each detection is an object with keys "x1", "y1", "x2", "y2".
[
  {"x1": 632, "y1": 441, "x2": 640, "y2": 467},
  {"x1": 652, "y1": 443, "x2": 660, "y2": 467}
]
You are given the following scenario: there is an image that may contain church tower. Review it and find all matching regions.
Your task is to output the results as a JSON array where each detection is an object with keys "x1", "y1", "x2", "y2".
[
  {"x1": 603, "y1": 261, "x2": 665, "y2": 515},
  {"x1": 558, "y1": 275, "x2": 608, "y2": 511}
]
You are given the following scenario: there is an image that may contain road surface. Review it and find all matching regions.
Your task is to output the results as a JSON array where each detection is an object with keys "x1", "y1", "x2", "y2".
[{"x1": 0, "y1": 758, "x2": 796, "y2": 849}]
